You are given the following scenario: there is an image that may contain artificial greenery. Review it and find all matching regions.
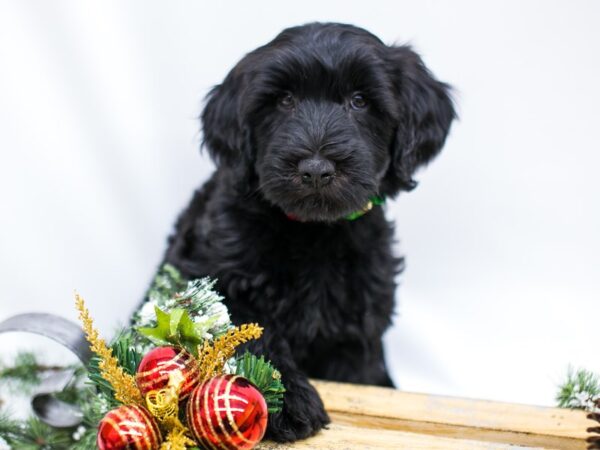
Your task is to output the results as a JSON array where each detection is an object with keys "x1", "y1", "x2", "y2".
[
  {"x1": 110, "y1": 331, "x2": 144, "y2": 376},
  {"x1": 0, "y1": 351, "x2": 112, "y2": 449},
  {"x1": 146, "y1": 263, "x2": 188, "y2": 304},
  {"x1": 138, "y1": 306, "x2": 204, "y2": 355},
  {"x1": 0, "y1": 352, "x2": 68, "y2": 393},
  {"x1": 172, "y1": 277, "x2": 223, "y2": 317},
  {"x1": 0, "y1": 413, "x2": 72, "y2": 449},
  {"x1": 133, "y1": 265, "x2": 231, "y2": 346},
  {"x1": 86, "y1": 330, "x2": 144, "y2": 408},
  {"x1": 235, "y1": 351, "x2": 285, "y2": 413},
  {"x1": 0, "y1": 265, "x2": 284, "y2": 448},
  {"x1": 0, "y1": 352, "x2": 40, "y2": 388},
  {"x1": 556, "y1": 366, "x2": 600, "y2": 411}
]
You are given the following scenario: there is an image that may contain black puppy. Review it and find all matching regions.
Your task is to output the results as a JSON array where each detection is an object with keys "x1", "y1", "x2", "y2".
[{"x1": 162, "y1": 22, "x2": 455, "y2": 441}]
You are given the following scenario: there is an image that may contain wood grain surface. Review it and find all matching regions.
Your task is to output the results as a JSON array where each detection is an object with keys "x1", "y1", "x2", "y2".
[{"x1": 257, "y1": 380, "x2": 593, "y2": 449}]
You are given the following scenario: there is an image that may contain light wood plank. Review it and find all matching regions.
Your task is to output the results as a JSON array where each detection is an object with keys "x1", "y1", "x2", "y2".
[
  {"x1": 312, "y1": 380, "x2": 592, "y2": 449},
  {"x1": 259, "y1": 423, "x2": 546, "y2": 450}
]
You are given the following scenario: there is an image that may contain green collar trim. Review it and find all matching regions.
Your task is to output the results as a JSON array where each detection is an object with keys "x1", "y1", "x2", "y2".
[{"x1": 344, "y1": 195, "x2": 386, "y2": 221}]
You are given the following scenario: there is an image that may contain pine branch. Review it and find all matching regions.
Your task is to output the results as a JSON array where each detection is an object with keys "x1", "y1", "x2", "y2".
[
  {"x1": 557, "y1": 366, "x2": 600, "y2": 410},
  {"x1": 0, "y1": 410, "x2": 21, "y2": 438},
  {"x1": 173, "y1": 277, "x2": 223, "y2": 316},
  {"x1": 0, "y1": 352, "x2": 70, "y2": 392},
  {"x1": 68, "y1": 430, "x2": 97, "y2": 450},
  {"x1": 0, "y1": 415, "x2": 72, "y2": 449},
  {"x1": 147, "y1": 263, "x2": 188, "y2": 304},
  {"x1": 110, "y1": 330, "x2": 144, "y2": 376},
  {"x1": 235, "y1": 351, "x2": 285, "y2": 413}
]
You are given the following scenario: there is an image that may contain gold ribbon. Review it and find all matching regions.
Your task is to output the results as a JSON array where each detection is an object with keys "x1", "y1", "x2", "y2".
[{"x1": 145, "y1": 370, "x2": 195, "y2": 450}]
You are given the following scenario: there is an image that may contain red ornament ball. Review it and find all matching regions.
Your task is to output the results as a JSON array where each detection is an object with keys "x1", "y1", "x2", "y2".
[
  {"x1": 136, "y1": 346, "x2": 199, "y2": 400},
  {"x1": 186, "y1": 375, "x2": 268, "y2": 450},
  {"x1": 97, "y1": 405, "x2": 161, "y2": 450}
]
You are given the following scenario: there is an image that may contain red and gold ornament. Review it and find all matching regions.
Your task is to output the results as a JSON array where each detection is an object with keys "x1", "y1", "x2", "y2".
[
  {"x1": 186, "y1": 374, "x2": 268, "y2": 450},
  {"x1": 135, "y1": 346, "x2": 199, "y2": 401},
  {"x1": 97, "y1": 404, "x2": 162, "y2": 450}
]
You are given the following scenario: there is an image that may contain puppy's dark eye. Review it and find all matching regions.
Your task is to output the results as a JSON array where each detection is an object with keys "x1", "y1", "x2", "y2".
[
  {"x1": 278, "y1": 92, "x2": 295, "y2": 109},
  {"x1": 350, "y1": 93, "x2": 368, "y2": 110}
]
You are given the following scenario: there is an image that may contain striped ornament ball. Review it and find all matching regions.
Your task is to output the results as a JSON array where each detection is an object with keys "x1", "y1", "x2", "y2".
[
  {"x1": 97, "y1": 405, "x2": 161, "y2": 450},
  {"x1": 135, "y1": 346, "x2": 199, "y2": 400},
  {"x1": 186, "y1": 374, "x2": 268, "y2": 450}
]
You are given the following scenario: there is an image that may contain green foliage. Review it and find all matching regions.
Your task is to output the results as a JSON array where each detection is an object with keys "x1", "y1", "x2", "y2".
[
  {"x1": 1, "y1": 352, "x2": 52, "y2": 396},
  {"x1": 134, "y1": 264, "x2": 231, "y2": 347},
  {"x1": 86, "y1": 331, "x2": 144, "y2": 407},
  {"x1": 86, "y1": 354, "x2": 118, "y2": 406},
  {"x1": 0, "y1": 268, "x2": 285, "y2": 448},
  {"x1": 0, "y1": 415, "x2": 72, "y2": 449},
  {"x1": 556, "y1": 366, "x2": 600, "y2": 410},
  {"x1": 235, "y1": 352, "x2": 286, "y2": 414},
  {"x1": 110, "y1": 331, "x2": 143, "y2": 376},
  {"x1": 0, "y1": 351, "x2": 76, "y2": 397},
  {"x1": 0, "y1": 352, "x2": 110, "y2": 449},
  {"x1": 137, "y1": 306, "x2": 205, "y2": 355},
  {"x1": 0, "y1": 410, "x2": 20, "y2": 438},
  {"x1": 146, "y1": 263, "x2": 188, "y2": 304},
  {"x1": 173, "y1": 277, "x2": 223, "y2": 316},
  {"x1": 174, "y1": 278, "x2": 231, "y2": 339},
  {"x1": 66, "y1": 387, "x2": 110, "y2": 449},
  {"x1": 79, "y1": 388, "x2": 110, "y2": 426},
  {"x1": 0, "y1": 371, "x2": 111, "y2": 449},
  {"x1": 68, "y1": 431, "x2": 96, "y2": 450},
  {"x1": 0, "y1": 352, "x2": 40, "y2": 386}
]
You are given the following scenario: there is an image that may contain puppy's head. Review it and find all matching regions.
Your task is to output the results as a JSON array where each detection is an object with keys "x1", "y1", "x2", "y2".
[{"x1": 202, "y1": 23, "x2": 455, "y2": 222}]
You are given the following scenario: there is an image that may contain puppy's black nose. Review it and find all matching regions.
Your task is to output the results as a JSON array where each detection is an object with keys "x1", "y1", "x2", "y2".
[{"x1": 298, "y1": 158, "x2": 335, "y2": 188}]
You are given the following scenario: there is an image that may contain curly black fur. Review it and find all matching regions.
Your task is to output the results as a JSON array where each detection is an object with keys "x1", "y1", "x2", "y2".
[{"x1": 160, "y1": 22, "x2": 455, "y2": 441}]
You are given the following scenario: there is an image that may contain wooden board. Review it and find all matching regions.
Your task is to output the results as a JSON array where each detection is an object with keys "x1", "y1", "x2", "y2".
[
  {"x1": 260, "y1": 423, "x2": 545, "y2": 450},
  {"x1": 258, "y1": 380, "x2": 593, "y2": 449}
]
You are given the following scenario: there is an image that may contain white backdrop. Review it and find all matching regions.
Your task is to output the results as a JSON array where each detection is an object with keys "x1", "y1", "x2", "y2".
[{"x1": 1, "y1": 0, "x2": 598, "y2": 407}]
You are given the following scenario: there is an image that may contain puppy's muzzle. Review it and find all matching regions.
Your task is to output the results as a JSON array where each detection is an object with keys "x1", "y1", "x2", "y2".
[{"x1": 298, "y1": 157, "x2": 335, "y2": 188}]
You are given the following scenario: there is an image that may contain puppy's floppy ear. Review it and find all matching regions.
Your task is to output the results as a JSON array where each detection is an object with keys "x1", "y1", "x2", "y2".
[
  {"x1": 201, "y1": 70, "x2": 249, "y2": 166},
  {"x1": 383, "y1": 45, "x2": 456, "y2": 194}
]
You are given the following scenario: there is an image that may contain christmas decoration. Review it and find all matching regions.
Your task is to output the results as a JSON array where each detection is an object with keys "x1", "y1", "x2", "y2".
[
  {"x1": 0, "y1": 265, "x2": 284, "y2": 449},
  {"x1": 0, "y1": 414, "x2": 73, "y2": 449},
  {"x1": 97, "y1": 404, "x2": 161, "y2": 450},
  {"x1": 234, "y1": 351, "x2": 285, "y2": 414},
  {"x1": 144, "y1": 370, "x2": 197, "y2": 450},
  {"x1": 196, "y1": 323, "x2": 263, "y2": 382},
  {"x1": 555, "y1": 367, "x2": 600, "y2": 449},
  {"x1": 136, "y1": 346, "x2": 199, "y2": 400},
  {"x1": 133, "y1": 265, "x2": 231, "y2": 343},
  {"x1": 557, "y1": 366, "x2": 600, "y2": 410},
  {"x1": 138, "y1": 306, "x2": 205, "y2": 355},
  {"x1": 76, "y1": 294, "x2": 143, "y2": 406},
  {"x1": 78, "y1": 296, "x2": 196, "y2": 450},
  {"x1": 0, "y1": 351, "x2": 60, "y2": 386},
  {"x1": 186, "y1": 374, "x2": 268, "y2": 450}
]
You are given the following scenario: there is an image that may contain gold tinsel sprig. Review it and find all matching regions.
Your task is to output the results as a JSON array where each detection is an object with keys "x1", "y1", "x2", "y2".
[
  {"x1": 161, "y1": 428, "x2": 196, "y2": 450},
  {"x1": 75, "y1": 293, "x2": 143, "y2": 406},
  {"x1": 197, "y1": 323, "x2": 263, "y2": 381}
]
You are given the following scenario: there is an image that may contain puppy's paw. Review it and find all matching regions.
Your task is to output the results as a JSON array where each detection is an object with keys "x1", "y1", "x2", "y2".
[{"x1": 265, "y1": 379, "x2": 330, "y2": 442}]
